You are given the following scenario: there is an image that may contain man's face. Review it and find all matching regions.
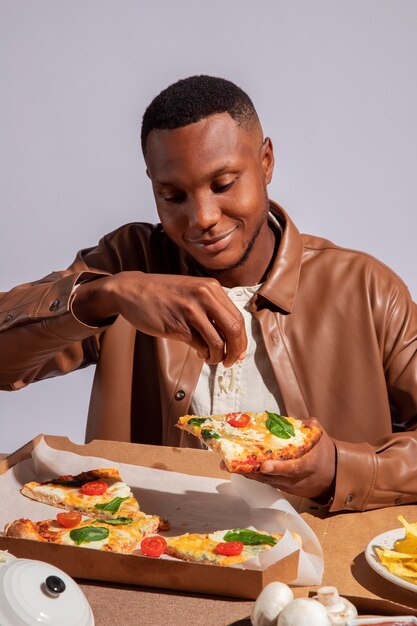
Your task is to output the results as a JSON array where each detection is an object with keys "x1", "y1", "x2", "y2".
[{"x1": 145, "y1": 112, "x2": 274, "y2": 283}]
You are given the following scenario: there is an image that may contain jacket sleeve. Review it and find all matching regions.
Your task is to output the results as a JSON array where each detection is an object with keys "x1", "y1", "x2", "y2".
[
  {"x1": 330, "y1": 285, "x2": 417, "y2": 511},
  {"x1": 0, "y1": 237, "x2": 120, "y2": 390}
]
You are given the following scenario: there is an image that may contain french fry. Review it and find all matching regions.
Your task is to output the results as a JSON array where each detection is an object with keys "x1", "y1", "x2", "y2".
[{"x1": 375, "y1": 516, "x2": 417, "y2": 585}]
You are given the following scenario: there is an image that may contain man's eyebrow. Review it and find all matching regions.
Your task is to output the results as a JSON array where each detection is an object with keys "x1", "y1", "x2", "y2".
[
  {"x1": 155, "y1": 165, "x2": 236, "y2": 187},
  {"x1": 209, "y1": 165, "x2": 233, "y2": 177}
]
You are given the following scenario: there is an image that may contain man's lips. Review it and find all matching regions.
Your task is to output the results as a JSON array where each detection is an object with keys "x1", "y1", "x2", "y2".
[{"x1": 185, "y1": 227, "x2": 237, "y2": 253}]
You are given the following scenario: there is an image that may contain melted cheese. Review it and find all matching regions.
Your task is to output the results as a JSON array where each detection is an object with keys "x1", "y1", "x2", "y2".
[
  {"x1": 166, "y1": 529, "x2": 278, "y2": 566},
  {"x1": 39, "y1": 516, "x2": 160, "y2": 552},
  {"x1": 166, "y1": 532, "x2": 247, "y2": 564},
  {"x1": 216, "y1": 437, "x2": 249, "y2": 460},
  {"x1": 180, "y1": 412, "x2": 312, "y2": 463},
  {"x1": 211, "y1": 413, "x2": 305, "y2": 450},
  {"x1": 105, "y1": 481, "x2": 131, "y2": 499},
  {"x1": 25, "y1": 478, "x2": 138, "y2": 516}
]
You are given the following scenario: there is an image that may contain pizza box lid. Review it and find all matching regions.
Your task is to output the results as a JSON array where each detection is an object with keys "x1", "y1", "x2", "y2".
[{"x1": 0, "y1": 434, "x2": 299, "y2": 600}]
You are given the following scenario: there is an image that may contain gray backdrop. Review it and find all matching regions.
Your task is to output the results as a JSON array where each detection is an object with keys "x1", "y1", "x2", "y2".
[{"x1": 1, "y1": 0, "x2": 416, "y2": 452}]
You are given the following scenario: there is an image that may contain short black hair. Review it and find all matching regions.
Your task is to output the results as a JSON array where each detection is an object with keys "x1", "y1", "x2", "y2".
[{"x1": 141, "y1": 75, "x2": 258, "y2": 155}]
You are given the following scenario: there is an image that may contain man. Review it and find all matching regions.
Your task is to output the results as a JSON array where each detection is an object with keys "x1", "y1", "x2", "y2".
[{"x1": 1, "y1": 76, "x2": 416, "y2": 512}]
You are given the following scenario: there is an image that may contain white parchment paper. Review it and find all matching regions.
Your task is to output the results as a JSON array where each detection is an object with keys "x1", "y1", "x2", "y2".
[{"x1": 0, "y1": 438, "x2": 323, "y2": 585}]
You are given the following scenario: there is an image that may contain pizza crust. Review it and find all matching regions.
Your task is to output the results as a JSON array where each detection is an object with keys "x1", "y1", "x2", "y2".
[
  {"x1": 4, "y1": 515, "x2": 163, "y2": 554},
  {"x1": 20, "y1": 468, "x2": 141, "y2": 519},
  {"x1": 4, "y1": 519, "x2": 44, "y2": 542}
]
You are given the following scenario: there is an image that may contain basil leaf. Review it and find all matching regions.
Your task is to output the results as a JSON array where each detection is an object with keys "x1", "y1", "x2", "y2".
[
  {"x1": 93, "y1": 517, "x2": 133, "y2": 526},
  {"x1": 95, "y1": 496, "x2": 129, "y2": 514},
  {"x1": 70, "y1": 526, "x2": 109, "y2": 546},
  {"x1": 201, "y1": 429, "x2": 220, "y2": 441},
  {"x1": 187, "y1": 417, "x2": 208, "y2": 427},
  {"x1": 265, "y1": 411, "x2": 295, "y2": 439},
  {"x1": 223, "y1": 529, "x2": 277, "y2": 546}
]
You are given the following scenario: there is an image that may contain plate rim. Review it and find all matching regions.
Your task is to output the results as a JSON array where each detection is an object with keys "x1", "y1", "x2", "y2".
[{"x1": 365, "y1": 527, "x2": 417, "y2": 594}]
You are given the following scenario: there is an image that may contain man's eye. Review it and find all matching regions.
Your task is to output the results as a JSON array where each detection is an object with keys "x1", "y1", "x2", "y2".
[
  {"x1": 163, "y1": 194, "x2": 185, "y2": 203},
  {"x1": 212, "y1": 181, "x2": 235, "y2": 194}
]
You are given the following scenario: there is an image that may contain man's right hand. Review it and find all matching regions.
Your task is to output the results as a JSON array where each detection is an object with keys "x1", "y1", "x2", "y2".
[{"x1": 72, "y1": 272, "x2": 247, "y2": 366}]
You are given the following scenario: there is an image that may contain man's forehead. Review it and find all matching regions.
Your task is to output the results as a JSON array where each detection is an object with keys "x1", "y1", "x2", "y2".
[{"x1": 145, "y1": 112, "x2": 261, "y2": 179}]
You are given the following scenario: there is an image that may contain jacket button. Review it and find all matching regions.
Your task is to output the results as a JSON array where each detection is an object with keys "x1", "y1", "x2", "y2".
[
  {"x1": 394, "y1": 497, "x2": 402, "y2": 505},
  {"x1": 3, "y1": 314, "x2": 13, "y2": 324},
  {"x1": 345, "y1": 493, "x2": 353, "y2": 505},
  {"x1": 49, "y1": 299, "x2": 61, "y2": 312},
  {"x1": 175, "y1": 389, "x2": 186, "y2": 401}
]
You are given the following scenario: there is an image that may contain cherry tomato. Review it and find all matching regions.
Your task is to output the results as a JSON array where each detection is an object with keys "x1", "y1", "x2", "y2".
[
  {"x1": 214, "y1": 541, "x2": 244, "y2": 556},
  {"x1": 226, "y1": 412, "x2": 251, "y2": 428},
  {"x1": 57, "y1": 511, "x2": 82, "y2": 528},
  {"x1": 141, "y1": 536, "x2": 168, "y2": 558},
  {"x1": 81, "y1": 480, "x2": 108, "y2": 496}
]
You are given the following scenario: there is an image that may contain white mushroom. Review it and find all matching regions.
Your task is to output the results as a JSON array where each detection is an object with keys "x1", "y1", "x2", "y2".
[
  {"x1": 315, "y1": 586, "x2": 358, "y2": 622},
  {"x1": 277, "y1": 598, "x2": 332, "y2": 626},
  {"x1": 251, "y1": 582, "x2": 294, "y2": 626}
]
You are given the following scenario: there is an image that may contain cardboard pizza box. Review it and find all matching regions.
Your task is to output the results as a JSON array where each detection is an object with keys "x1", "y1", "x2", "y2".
[
  {"x1": 3, "y1": 436, "x2": 417, "y2": 616},
  {"x1": 0, "y1": 435, "x2": 299, "y2": 600}
]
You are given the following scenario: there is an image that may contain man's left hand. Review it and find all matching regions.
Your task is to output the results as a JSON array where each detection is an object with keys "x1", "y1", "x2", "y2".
[{"x1": 240, "y1": 418, "x2": 336, "y2": 500}]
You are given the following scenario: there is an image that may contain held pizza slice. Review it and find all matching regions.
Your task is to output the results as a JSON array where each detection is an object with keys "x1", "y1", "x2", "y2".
[
  {"x1": 4, "y1": 512, "x2": 165, "y2": 554},
  {"x1": 177, "y1": 411, "x2": 322, "y2": 473},
  {"x1": 20, "y1": 468, "x2": 142, "y2": 520},
  {"x1": 162, "y1": 528, "x2": 302, "y2": 566}
]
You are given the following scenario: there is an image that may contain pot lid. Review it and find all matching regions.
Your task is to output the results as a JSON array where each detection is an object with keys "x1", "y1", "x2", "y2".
[{"x1": 0, "y1": 558, "x2": 94, "y2": 626}]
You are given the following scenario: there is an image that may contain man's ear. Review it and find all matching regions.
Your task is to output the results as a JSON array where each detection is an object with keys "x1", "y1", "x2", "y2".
[{"x1": 261, "y1": 137, "x2": 274, "y2": 184}]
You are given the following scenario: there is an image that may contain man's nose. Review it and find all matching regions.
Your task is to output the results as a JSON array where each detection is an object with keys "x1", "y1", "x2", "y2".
[{"x1": 187, "y1": 194, "x2": 222, "y2": 230}]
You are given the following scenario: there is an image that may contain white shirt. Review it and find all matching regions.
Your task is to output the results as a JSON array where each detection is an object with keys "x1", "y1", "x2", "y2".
[{"x1": 189, "y1": 284, "x2": 281, "y2": 416}]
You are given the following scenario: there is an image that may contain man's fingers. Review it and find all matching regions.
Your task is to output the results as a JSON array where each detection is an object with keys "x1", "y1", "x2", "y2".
[
  {"x1": 207, "y1": 304, "x2": 247, "y2": 366},
  {"x1": 243, "y1": 472, "x2": 275, "y2": 484},
  {"x1": 195, "y1": 282, "x2": 247, "y2": 365},
  {"x1": 259, "y1": 459, "x2": 302, "y2": 477},
  {"x1": 187, "y1": 329, "x2": 213, "y2": 362},
  {"x1": 260, "y1": 462, "x2": 276, "y2": 474},
  {"x1": 120, "y1": 273, "x2": 247, "y2": 364},
  {"x1": 300, "y1": 416, "x2": 321, "y2": 429},
  {"x1": 188, "y1": 320, "x2": 231, "y2": 365},
  {"x1": 189, "y1": 300, "x2": 246, "y2": 365}
]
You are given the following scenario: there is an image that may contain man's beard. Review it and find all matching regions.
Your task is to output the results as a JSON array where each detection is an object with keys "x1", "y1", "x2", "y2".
[{"x1": 196, "y1": 213, "x2": 266, "y2": 277}]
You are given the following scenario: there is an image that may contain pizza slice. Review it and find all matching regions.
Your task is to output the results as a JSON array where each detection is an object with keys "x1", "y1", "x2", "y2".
[
  {"x1": 4, "y1": 511, "x2": 164, "y2": 554},
  {"x1": 177, "y1": 411, "x2": 322, "y2": 472},
  {"x1": 145, "y1": 528, "x2": 301, "y2": 566},
  {"x1": 20, "y1": 468, "x2": 142, "y2": 520}
]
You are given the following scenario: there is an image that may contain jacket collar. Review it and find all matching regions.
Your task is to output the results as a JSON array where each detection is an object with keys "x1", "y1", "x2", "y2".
[
  {"x1": 177, "y1": 199, "x2": 303, "y2": 314},
  {"x1": 253, "y1": 201, "x2": 303, "y2": 314}
]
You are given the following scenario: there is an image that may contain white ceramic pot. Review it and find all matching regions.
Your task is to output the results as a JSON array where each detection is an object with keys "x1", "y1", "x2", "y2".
[{"x1": 0, "y1": 556, "x2": 94, "y2": 626}]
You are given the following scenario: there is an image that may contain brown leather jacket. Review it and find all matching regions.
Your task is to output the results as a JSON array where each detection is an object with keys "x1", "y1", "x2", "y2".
[{"x1": 1, "y1": 202, "x2": 416, "y2": 512}]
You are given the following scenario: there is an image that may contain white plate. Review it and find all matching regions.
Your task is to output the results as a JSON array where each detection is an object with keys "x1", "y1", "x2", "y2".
[{"x1": 365, "y1": 527, "x2": 417, "y2": 594}]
